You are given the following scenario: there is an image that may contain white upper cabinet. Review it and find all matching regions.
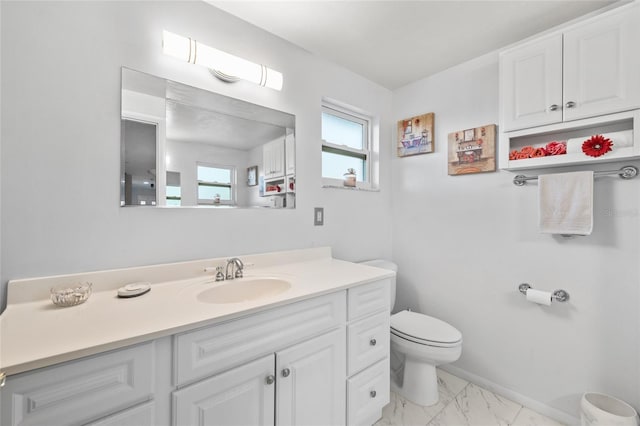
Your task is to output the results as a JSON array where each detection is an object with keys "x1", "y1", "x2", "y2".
[
  {"x1": 500, "y1": 3, "x2": 640, "y2": 132},
  {"x1": 263, "y1": 138, "x2": 286, "y2": 179},
  {"x1": 563, "y1": 5, "x2": 640, "y2": 122},
  {"x1": 500, "y1": 34, "x2": 563, "y2": 131}
]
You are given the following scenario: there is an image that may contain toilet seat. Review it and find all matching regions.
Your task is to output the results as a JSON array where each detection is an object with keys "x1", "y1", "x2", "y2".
[{"x1": 391, "y1": 310, "x2": 462, "y2": 348}]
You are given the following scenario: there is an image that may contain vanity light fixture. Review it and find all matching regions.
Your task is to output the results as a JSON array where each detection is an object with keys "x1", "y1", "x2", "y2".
[{"x1": 162, "y1": 30, "x2": 283, "y2": 91}]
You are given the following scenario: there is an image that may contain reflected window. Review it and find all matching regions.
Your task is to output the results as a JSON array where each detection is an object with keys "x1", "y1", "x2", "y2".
[
  {"x1": 321, "y1": 104, "x2": 370, "y2": 186},
  {"x1": 166, "y1": 171, "x2": 181, "y2": 206},
  {"x1": 197, "y1": 164, "x2": 235, "y2": 205}
]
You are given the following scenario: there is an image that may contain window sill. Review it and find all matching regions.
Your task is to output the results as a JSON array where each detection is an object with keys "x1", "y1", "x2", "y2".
[{"x1": 321, "y1": 184, "x2": 379, "y2": 192}]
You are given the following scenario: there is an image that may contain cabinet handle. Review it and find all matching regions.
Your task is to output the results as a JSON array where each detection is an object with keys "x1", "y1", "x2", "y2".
[
  {"x1": 0, "y1": 371, "x2": 6, "y2": 387},
  {"x1": 549, "y1": 104, "x2": 559, "y2": 111},
  {"x1": 370, "y1": 390, "x2": 377, "y2": 398},
  {"x1": 565, "y1": 101, "x2": 576, "y2": 108},
  {"x1": 369, "y1": 338, "x2": 377, "y2": 346},
  {"x1": 265, "y1": 375, "x2": 275, "y2": 385},
  {"x1": 281, "y1": 368, "x2": 291, "y2": 378}
]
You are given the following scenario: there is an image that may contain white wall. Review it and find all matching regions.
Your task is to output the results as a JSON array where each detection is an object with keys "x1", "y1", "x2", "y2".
[
  {"x1": 391, "y1": 51, "x2": 640, "y2": 419},
  {"x1": 0, "y1": 1, "x2": 393, "y2": 310}
]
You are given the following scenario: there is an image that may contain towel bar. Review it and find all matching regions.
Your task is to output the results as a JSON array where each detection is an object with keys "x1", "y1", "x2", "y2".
[{"x1": 513, "y1": 165, "x2": 638, "y2": 186}]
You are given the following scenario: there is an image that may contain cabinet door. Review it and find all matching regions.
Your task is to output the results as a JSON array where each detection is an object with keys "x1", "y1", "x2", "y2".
[
  {"x1": 276, "y1": 328, "x2": 346, "y2": 426},
  {"x1": 285, "y1": 133, "x2": 295, "y2": 175},
  {"x1": 0, "y1": 342, "x2": 154, "y2": 426},
  {"x1": 263, "y1": 139, "x2": 285, "y2": 179},
  {"x1": 173, "y1": 354, "x2": 275, "y2": 426},
  {"x1": 563, "y1": 5, "x2": 640, "y2": 121},
  {"x1": 87, "y1": 401, "x2": 155, "y2": 426},
  {"x1": 500, "y1": 33, "x2": 563, "y2": 131}
]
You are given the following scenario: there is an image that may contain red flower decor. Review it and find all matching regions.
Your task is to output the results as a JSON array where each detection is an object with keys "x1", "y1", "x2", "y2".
[
  {"x1": 582, "y1": 134, "x2": 613, "y2": 157},
  {"x1": 545, "y1": 141, "x2": 567, "y2": 155},
  {"x1": 531, "y1": 147, "x2": 547, "y2": 158},
  {"x1": 510, "y1": 141, "x2": 567, "y2": 160}
]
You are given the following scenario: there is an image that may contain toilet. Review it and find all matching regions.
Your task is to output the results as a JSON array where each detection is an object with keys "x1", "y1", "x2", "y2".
[{"x1": 361, "y1": 260, "x2": 462, "y2": 407}]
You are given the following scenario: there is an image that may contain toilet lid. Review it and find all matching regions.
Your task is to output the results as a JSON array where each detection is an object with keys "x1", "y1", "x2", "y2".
[{"x1": 391, "y1": 310, "x2": 462, "y2": 345}]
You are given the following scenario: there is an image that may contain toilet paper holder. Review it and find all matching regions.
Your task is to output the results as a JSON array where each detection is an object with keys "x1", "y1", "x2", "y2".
[{"x1": 518, "y1": 283, "x2": 570, "y2": 303}]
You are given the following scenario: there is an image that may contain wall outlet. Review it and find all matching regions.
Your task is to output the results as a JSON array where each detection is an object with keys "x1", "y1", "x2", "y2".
[{"x1": 314, "y1": 207, "x2": 324, "y2": 226}]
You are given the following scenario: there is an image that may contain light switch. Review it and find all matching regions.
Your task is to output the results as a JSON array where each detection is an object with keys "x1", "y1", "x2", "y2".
[{"x1": 314, "y1": 207, "x2": 324, "y2": 226}]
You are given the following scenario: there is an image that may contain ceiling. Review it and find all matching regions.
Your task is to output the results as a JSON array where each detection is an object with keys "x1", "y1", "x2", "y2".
[{"x1": 208, "y1": 0, "x2": 618, "y2": 90}]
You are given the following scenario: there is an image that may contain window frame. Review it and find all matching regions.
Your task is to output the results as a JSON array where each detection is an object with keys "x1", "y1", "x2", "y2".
[
  {"x1": 196, "y1": 162, "x2": 237, "y2": 206},
  {"x1": 321, "y1": 103, "x2": 372, "y2": 189}
]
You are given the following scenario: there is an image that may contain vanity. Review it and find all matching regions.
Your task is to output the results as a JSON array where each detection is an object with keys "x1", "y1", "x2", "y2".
[{"x1": 0, "y1": 248, "x2": 392, "y2": 426}]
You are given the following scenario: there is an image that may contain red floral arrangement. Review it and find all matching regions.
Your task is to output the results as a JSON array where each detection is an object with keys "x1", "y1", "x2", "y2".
[
  {"x1": 545, "y1": 140, "x2": 567, "y2": 155},
  {"x1": 509, "y1": 141, "x2": 566, "y2": 160},
  {"x1": 582, "y1": 134, "x2": 613, "y2": 157}
]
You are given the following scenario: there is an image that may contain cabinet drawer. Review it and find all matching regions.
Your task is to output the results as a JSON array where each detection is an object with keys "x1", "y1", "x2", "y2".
[
  {"x1": 348, "y1": 279, "x2": 390, "y2": 321},
  {"x1": 348, "y1": 311, "x2": 390, "y2": 376},
  {"x1": 87, "y1": 401, "x2": 155, "y2": 426},
  {"x1": 1, "y1": 342, "x2": 155, "y2": 426},
  {"x1": 347, "y1": 359, "x2": 390, "y2": 426},
  {"x1": 174, "y1": 291, "x2": 346, "y2": 386}
]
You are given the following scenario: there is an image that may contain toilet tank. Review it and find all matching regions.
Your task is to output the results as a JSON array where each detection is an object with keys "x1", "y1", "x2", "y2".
[{"x1": 359, "y1": 259, "x2": 397, "y2": 310}]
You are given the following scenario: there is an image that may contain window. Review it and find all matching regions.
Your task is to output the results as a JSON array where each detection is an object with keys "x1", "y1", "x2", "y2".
[
  {"x1": 166, "y1": 171, "x2": 181, "y2": 206},
  {"x1": 321, "y1": 103, "x2": 371, "y2": 187},
  {"x1": 197, "y1": 163, "x2": 236, "y2": 205}
]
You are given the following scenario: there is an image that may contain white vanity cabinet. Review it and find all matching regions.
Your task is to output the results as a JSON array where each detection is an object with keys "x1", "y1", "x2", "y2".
[
  {"x1": 500, "y1": 2, "x2": 640, "y2": 132},
  {"x1": 346, "y1": 279, "x2": 391, "y2": 426},
  {"x1": 0, "y1": 342, "x2": 157, "y2": 426},
  {"x1": 172, "y1": 291, "x2": 347, "y2": 426},
  {"x1": 0, "y1": 272, "x2": 393, "y2": 426},
  {"x1": 173, "y1": 329, "x2": 345, "y2": 426}
]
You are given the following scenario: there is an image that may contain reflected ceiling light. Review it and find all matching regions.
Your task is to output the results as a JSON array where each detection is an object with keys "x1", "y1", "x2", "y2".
[{"x1": 162, "y1": 30, "x2": 283, "y2": 91}]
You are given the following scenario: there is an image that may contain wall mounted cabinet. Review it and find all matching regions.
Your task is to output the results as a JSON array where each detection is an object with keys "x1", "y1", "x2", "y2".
[
  {"x1": 500, "y1": 3, "x2": 640, "y2": 133},
  {"x1": 499, "y1": 2, "x2": 640, "y2": 170},
  {"x1": 263, "y1": 139, "x2": 286, "y2": 179}
]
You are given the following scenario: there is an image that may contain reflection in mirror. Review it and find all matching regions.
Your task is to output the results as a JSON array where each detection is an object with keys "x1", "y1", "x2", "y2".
[{"x1": 121, "y1": 68, "x2": 295, "y2": 208}]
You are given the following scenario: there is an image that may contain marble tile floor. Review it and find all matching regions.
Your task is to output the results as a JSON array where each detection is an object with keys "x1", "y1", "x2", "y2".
[{"x1": 374, "y1": 369, "x2": 566, "y2": 426}]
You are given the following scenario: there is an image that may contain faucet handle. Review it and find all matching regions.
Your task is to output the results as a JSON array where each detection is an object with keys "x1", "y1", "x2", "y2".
[
  {"x1": 235, "y1": 269, "x2": 243, "y2": 279},
  {"x1": 215, "y1": 266, "x2": 225, "y2": 282}
]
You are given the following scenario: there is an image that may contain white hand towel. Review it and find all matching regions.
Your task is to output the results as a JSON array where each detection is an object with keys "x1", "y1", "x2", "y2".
[{"x1": 539, "y1": 171, "x2": 594, "y2": 235}]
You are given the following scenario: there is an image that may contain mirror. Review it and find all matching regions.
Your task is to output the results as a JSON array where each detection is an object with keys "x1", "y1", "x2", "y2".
[{"x1": 121, "y1": 67, "x2": 295, "y2": 208}]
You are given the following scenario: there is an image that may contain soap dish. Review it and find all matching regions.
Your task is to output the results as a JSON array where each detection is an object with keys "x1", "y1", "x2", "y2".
[
  {"x1": 117, "y1": 282, "x2": 151, "y2": 298},
  {"x1": 50, "y1": 282, "x2": 92, "y2": 307}
]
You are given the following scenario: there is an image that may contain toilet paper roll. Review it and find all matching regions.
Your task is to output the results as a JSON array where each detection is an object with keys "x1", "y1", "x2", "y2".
[{"x1": 526, "y1": 289, "x2": 552, "y2": 306}]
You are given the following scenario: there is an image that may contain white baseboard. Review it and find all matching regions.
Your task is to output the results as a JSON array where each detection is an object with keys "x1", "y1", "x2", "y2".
[{"x1": 439, "y1": 364, "x2": 580, "y2": 426}]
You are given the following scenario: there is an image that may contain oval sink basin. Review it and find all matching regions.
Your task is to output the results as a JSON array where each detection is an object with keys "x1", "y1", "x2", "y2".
[{"x1": 197, "y1": 278, "x2": 291, "y2": 304}]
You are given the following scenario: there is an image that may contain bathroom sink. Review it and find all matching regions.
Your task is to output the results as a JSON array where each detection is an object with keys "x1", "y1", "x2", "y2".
[{"x1": 197, "y1": 278, "x2": 291, "y2": 304}]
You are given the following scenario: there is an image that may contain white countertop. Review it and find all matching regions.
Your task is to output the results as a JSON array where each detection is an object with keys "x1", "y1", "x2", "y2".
[{"x1": 0, "y1": 247, "x2": 393, "y2": 376}]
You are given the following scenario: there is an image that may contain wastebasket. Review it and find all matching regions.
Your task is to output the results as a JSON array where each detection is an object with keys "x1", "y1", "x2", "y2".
[{"x1": 581, "y1": 393, "x2": 639, "y2": 426}]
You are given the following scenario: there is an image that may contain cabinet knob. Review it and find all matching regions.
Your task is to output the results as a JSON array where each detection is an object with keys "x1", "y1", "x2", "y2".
[
  {"x1": 0, "y1": 371, "x2": 6, "y2": 387},
  {"x1": 549, "y1": 104, "x2": 559, "y2": 111},
  {"x1": 565, "y1": 101, "x2": 576, "y2": 108},
  {"x1": 370, "y1": 390, "x2": 377, "y2": 398},
  {"x1": 265, "y1": 375, "x2": 275, "y2": 385},
  {"x1": 281, "y1": 368, "x2": 291, "y2": 378},
  {"x1": 369, "y1": 338, "x2": 377, "y2": 346}
]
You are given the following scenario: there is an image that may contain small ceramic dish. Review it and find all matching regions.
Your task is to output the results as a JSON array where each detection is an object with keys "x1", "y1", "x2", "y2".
[{"x1": 50, "y1": 282, "x2": 92, "y2": 307}]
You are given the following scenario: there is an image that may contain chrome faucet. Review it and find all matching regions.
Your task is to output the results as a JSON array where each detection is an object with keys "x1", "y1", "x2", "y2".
[{"x1": 225, "y1": 258, "x2": 244, "y2": 280}]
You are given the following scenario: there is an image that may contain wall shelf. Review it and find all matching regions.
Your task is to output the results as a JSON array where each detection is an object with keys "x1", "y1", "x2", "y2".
[{"x1": 499, "y1": 109, "x2": 640, "y2": 171}]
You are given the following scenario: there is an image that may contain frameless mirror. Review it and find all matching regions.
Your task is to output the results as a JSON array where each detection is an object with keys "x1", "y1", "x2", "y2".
[{"x1": 121, "y1": 67, "x2": 295, "y2": 208}]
